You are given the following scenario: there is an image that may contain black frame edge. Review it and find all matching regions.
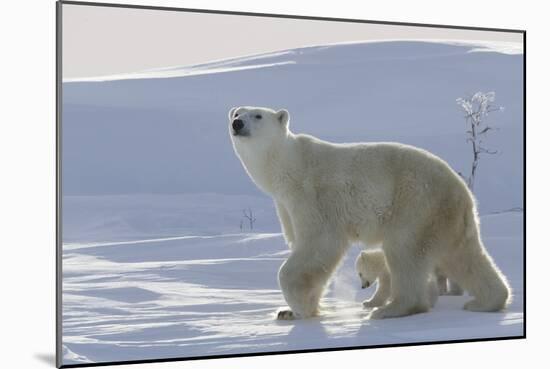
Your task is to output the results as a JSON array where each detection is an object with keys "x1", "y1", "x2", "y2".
[
  {"x1": 522, "y1": 30, "x2": 526, "y2": 339},
  {"x1": 55, "y1": 1, "x2": 527, "y2": 367},
  {"x1": 56, "y1": 1, "x2": 63, "y2": 368}
]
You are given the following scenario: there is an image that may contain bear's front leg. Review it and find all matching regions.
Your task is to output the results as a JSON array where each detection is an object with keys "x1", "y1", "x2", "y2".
[
  {"x1": 275, "y1": 201, "x2": 295, "y2": 248},
  {"x1": 277, "y1": 231, "x2": 347, "y2": 320}
]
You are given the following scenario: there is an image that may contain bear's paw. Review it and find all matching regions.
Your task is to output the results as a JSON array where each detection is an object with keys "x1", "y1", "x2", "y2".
[{"x1": 276, "y1": 309, "x2": 295, "y2": 320}]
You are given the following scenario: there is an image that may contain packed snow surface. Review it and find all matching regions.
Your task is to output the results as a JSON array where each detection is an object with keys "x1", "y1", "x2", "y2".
[{"x1": 62, "y1": 201, "x2": 523, "y2": 364}]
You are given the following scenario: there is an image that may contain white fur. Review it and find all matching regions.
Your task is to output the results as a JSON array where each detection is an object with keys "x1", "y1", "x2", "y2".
[
  {"x1": 356, "y1": 250, "x2": 438, "y2": 309},
  {"x1": 229, "y1": 106, "x2": 511, "y2": 320}
]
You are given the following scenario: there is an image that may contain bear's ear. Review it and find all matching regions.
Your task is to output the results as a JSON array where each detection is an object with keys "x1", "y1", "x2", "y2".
[
  {"x1": 276, "y1": 109, "x2": 289, "y2": 127},
  {"x1": 228, "y1": 107, "x2": 238, "y2": 120}
]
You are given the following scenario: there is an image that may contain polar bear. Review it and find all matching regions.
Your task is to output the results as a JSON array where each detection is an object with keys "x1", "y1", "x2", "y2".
[
  {"x1": 355, "y1": 250, "x2": 438, "y2": 309},
  {"x1": 228, "y1": 106, "x2": 511, "y2": 320}
]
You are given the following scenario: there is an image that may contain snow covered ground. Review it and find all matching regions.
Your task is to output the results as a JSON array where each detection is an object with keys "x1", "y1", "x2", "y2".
[
  {"x1": 61, "y1": 40, "x2": 524, "y2": 365},
  {"x1": 62, "y1": 201, "x2": 523, "y2": 365}
]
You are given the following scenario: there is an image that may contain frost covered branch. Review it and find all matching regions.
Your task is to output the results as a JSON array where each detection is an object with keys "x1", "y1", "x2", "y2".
[{"x1": 456, "y1": 91, "x2": 503, "y2": 191}]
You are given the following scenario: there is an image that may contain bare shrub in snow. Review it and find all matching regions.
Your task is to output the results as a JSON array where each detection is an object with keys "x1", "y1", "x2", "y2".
[{"x1": 456, "y1": 91, "x2": 502, "y2": 191}]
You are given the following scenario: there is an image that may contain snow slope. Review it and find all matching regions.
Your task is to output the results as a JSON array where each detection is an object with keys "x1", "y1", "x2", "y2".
[
  {"x1": 61, "y1": 40, "x2": 524, "y2": 365},
  {"x1": 62, "y1": 40, "x2": 524, "y2": 214}
]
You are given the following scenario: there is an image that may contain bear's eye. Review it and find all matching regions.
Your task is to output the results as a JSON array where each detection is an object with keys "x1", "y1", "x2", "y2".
[{"x1": 255, "y1": 114, "x2": 262, "y2": 120}]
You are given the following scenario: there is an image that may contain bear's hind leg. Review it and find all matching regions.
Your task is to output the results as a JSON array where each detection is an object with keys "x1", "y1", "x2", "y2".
[
  {"x1": 277, "y1": 231, "x2": 347, "y2": 320},
  {"x1": 442, "y1": 235, "x2": 511, "y2": 312},
  {"x1": 370, "y1": 236, "x2": 433, "y2": 319}
]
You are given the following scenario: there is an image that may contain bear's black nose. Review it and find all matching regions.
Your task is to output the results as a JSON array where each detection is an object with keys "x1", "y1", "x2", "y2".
[{"x1": 232, "y1": 119, "x2": 244, "y2": 132}]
